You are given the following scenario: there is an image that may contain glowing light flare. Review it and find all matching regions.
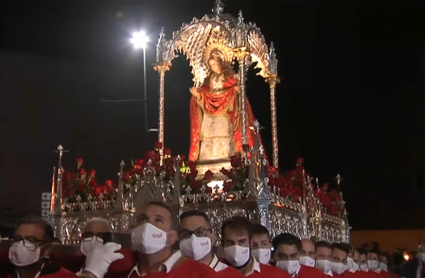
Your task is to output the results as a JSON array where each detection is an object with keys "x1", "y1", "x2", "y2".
[{"x1": 130, "y1": 31, "x2": 149, "y2": 49}]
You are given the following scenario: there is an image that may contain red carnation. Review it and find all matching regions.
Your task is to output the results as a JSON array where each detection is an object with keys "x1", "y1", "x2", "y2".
[
  {"x1": 155, "y1": 142, "x2": 163, "y2": 150},
  {"x1": 79, "y1": 168, "x2": 87, "y2": 176},
  {"x1": 163, "y1": 148, "x2": 171, "y2": 156},
  {"x1": 90, "y1": 170, "x2": 96, "y2": 177},
  {"x1": 77, "y1": 158, "x2": 84, "y2": 168},
  {"x1": 105, "y1": 180, "x2": 113, "y2": 187}
]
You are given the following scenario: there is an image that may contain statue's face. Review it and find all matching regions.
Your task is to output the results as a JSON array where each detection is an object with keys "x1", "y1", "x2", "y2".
[{"x1": 208, "y1": 58, "x2": 222, "y2": 74}]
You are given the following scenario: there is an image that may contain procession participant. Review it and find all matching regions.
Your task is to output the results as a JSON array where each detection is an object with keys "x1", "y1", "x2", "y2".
[
  {"x1": 125, "y1": 201, "x2": 216, "y2": 278},
  {"x1": 350, "y1": 249, "x2": 360, "y2": 273},
  {"x1": 299, "y1": 239, "x2": 316, "y2": 267},
  {"x1": 367, "y1": 249, "x2": 385, "y2": 278},
  {"x1": 272, "y1": 233, "x2": 326, "y2": 278},
  {"x1": 178, "y1": 210, "x2": 228, "y2": 271},
  {"x1": 251, "y1": 224, "x2": 272, "y2": 265},
  {"x1": 330, "y1": 243, "x2": 356, "y2": 278},
  {"x1": 221, "y1": 216, "x2": 287, "y2": 277},
  {"x1": 315, "y1": 241, "x2": 333, "y2": 276},
  {"x1": 358, "y1": 248, "x2": 369, "y2": 273},
  {"x1": 6, "y1": 215, "x2": 78, "y2": 278},
  {"x1": 77, "y1": 218, "x2": 121, "y2": 276}
]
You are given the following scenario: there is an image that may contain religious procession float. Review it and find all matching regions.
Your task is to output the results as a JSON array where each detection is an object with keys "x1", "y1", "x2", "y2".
[{"x1": 46, "y1": 0, "x2": 350, "y2": 245}]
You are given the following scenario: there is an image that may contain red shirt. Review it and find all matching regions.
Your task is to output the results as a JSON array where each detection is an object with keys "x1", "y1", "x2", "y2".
[
  {"x1": 247, "y1": 263, "x2": 290, "y2": 278},
  {"x1": 298, "y1": 265, "x2": 329, "y2": 278},
  {"x1": 214, "y1": 267, "x2": 245, "y2": 278},
  {"x1": 334, "y1": 270, "x2": 361, "y2": 278}
]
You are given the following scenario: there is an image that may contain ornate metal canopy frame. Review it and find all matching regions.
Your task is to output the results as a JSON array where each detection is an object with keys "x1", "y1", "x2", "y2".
[{"x1": 154, "y1": 0, "x2": 280, "y2": 167}]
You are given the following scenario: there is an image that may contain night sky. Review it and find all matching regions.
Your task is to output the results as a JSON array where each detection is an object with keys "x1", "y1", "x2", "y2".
[{"x1": 0, "y1": 0, "x2": 424, "y2": 230}]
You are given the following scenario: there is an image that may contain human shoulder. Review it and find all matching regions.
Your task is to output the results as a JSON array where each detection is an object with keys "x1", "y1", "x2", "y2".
[
  {"x1": 303, "y1": 264, "x2": 328, "y2": 277},
  {"x1": 180, "y1": 258, "x2": 216, "y2": 277},
  {"x1": 259, "y1": 263, "x2": 289, "y2": 277},
  {"x1": 215, "y1": 266, "x2": 244, "y2": 278}
]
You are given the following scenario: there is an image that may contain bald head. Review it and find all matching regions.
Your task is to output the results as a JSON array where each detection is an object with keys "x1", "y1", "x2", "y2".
[
  {"x1": 301, "y1": 239, "x2": 316, "y2": 259},
  {"x1": 83, "y1": 218, "x2": 112, "y2": 234}
]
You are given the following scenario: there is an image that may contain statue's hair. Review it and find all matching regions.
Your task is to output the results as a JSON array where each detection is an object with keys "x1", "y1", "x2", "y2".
[
  {"x1": 84, "y1": 217, "x2": 113, "y2": 232},
  {"x1": 203, "y1": 54, "x2": 235, "y2": 86}
]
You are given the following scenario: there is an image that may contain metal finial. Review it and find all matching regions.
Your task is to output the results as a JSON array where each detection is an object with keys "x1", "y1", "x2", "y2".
[
  {"x1": 160, "y1": 26, "x2": 165, "y2": 35},
  {"x1": 238, "y1": 10, "x2": 244, "y2": 23},
  {"x1": 212, "y1": 0, "x2": 225, "y2": 15},
  {"x1": 335, "y1": 173, "x2": 343, "y2": 185},
  {"x1": 120, "y1": 160, "x2": 125, "y2": 168}
]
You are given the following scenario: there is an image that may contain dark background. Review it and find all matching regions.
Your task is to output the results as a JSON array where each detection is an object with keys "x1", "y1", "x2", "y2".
[{"x1": 0, "y1": 0, "x2": 424, "y2": 231}]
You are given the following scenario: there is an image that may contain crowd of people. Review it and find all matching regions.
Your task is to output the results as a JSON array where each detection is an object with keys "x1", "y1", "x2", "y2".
[{"x1": 0, "y1": 201, "x2": 420, "y2": 278}]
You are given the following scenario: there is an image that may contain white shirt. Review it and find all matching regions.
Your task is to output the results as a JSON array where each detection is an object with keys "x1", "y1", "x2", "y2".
[
  {"x1": 245, "y1": 257, "x2": 262, "y2": 277},
  {"x1": 127, "y1": 250, "x2": 183, "y2": 278},
  {"x1": 209, "y1": 254, "x2": 228, "y2": 271},
  {"x1": 326, "y1": 270, "x2": 333, "y2": 276}
]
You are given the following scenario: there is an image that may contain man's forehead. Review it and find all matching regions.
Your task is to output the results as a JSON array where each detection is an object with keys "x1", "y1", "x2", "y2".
[
  {"x1": 15, "y1": 223, "x2": 44, "y2": 239},
  {"x1": 317, "y1": 246, "x2": 331, "y2": 253},
  {"x1": 139, "y1": 204, "x2": 171, "y2": 217},
  {"x1": 301, "y1": 239, "x2": 315, "y2": 250},
  {"x1": 84, "y1": 221, "x2": 110, "y2": 233},
  {"x1": 225, "y1": 227, "x2": 249, "y2": 238},
  {"x1": 253, "y1": 233, "x2": 269, "y2": 241},
  {"x1": 180, "y1": 215, "x2": 209, "y2": 228}
]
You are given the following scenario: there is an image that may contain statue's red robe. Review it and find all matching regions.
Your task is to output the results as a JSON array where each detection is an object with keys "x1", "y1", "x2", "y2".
[{"x1": 189, "y1": 76, "x2": 259, "y2": 162}]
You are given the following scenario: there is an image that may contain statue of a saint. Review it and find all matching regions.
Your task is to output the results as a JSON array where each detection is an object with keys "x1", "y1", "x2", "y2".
[{"x1": 189, "y1": 50, "x2": 259, "y2": 163}]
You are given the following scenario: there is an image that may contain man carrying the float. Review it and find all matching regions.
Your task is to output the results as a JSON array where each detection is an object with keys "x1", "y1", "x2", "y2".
[{"x1": 220, "y1": 216, "x2": 288, "y2": 278}]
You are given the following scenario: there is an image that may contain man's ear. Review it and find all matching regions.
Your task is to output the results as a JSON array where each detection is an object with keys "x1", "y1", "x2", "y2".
[
  {"x1": 210, "y1": 231, "x2": 217, "y2": 246},
  {"x1": 42, "y1": 243, "x2": 52, "y2": 257},
  {"x1": 169, "y1": 231, "x2": 179, "y2": 245}
]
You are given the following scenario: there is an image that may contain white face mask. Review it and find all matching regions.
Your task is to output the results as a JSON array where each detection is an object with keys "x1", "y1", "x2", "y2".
[
  {"x1": 179, "y1": 235, "x2": 211, "y2": 261},
  {"x1": 252, "y1": 248, "x2": 271, "y2": 264},
  {"x1": 367, "y1": 260, "x2": 379, "y2": 270},
  {"x1": 351, "y1": 262, "x2": 359, "y2": 272},
  {"x1": 131, "y1": 223, "x2": 168, "y2": 254},
  {"x1": 9, "y1": 240, "x2": 42, "y2": 267},
  {"x1": 80, "y1": 236, "x2": 103, "y2": 256},
  {"x1": 316, "y1": 259, "x2": 333, "y2": 273},
  {"x1": 379, "y1": 262, "x2": 388, "y2": 271},
  {"x1": 331, "y1": 262, "x2": 347, "y2": 275},
  {"x1": 346, "y1": 257, "x2": 353, "y2": 270},
  {"x1": 276, "y1": 260, "x2": 301, "y2": 275},
  {"x1": 360, "y1": 263, "x2": 369, "y2": 271},
  {"x1": 299, "y1": 256, "x2": 316, "y2": 267},
  {"x1": 224, "y1": 245, "x2": 250, "y2": 267}
]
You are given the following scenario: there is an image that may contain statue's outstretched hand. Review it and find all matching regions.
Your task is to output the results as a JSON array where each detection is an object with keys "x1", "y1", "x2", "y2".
[{"x1": 189, "y1": 87, "x2": 200, "y2": 98}]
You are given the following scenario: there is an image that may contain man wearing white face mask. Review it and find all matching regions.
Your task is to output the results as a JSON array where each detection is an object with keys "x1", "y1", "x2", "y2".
[
  {"x1": 251, "y1": 224, "x2": 272, "y2": 265},
  {"x1": 330, "y1": 243, "x2": 353, "y2": 278},
  {"x1": 125, "y1": 201, "x2": 216, "y2": 278},
  {"x1": 358, "y1": 248, "x2": 369, "y2": 274},
  {"x1": 367, "y1": 249, "x2": 384, "y2": 278},
  {"x1": 6, "y1": 215, "x2": 78, "y2": 278},
  {"x1": 273, "y1": 233, "x2": 327, "y2": 278},
  {"x1": 350, "y1": 249, "x2": 360, "y2": 273},
  {"x1": 76, "y1": 217, "x2": 121, "y2": 277},
  {"x1": 300, "y1": 239, "x2": 316, "y2": 268},
  {"x1": 179, "y1": 210, "x2": 228, "y2": 270},
  {"x1": 221, "y1": 216, "x2": 287, "y2": 278},
  {"x1": 315, "y1": 241, "x2": 333, "y2": 276}
]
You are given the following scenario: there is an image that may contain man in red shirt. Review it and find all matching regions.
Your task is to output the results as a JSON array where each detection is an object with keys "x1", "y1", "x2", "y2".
[
  {"x1": 178, "y1": 210, "x2": 231, "y2": 271},
  {"x1": 315, "y1": 241, "x2": 333, "y2": 276},
  {"x1": 299, "y1": 239, "x2": 316, "y2": 268},
  {"x1": 5, "y1": 215, "x2": 78, "y2": 278},
  {"x1": 104, "y1": 201, "x2": 216, "y2": 278},
  {"x1": 272, "y1": 233, "x2": 327, "y2": 278},
  {"x1": 251, "y1": 224, "x2": 272, "y2": 265},
  {"x1": 330, "y1": 243, "x2": 356, "y2": 278},
  {"x1": 221, "y1": 216, "x2": 288, "y2": 278}
]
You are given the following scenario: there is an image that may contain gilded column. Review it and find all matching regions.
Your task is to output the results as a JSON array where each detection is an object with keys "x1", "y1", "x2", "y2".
[{"x1": 235, "y1": 50, "x2": 249, "y2": 146}]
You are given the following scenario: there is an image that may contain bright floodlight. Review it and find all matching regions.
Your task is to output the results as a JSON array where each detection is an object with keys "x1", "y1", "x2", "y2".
[{"x1": 130, "y1": 31, "x2": 149, "y2": 49}]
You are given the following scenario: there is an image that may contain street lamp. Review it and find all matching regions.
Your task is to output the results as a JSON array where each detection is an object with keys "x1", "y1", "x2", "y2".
[{"x1": 131, "y1": 31, "x2": 154, "y2": 132}]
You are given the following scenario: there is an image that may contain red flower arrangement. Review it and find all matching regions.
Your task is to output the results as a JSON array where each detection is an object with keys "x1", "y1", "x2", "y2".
[{"x1": 63, "y1": 158, "x2": 116, "y2": 201}]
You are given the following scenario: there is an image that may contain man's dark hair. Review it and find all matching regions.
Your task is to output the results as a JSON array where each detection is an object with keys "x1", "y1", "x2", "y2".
[
  {"x1": 368, "y1": 248, "x2": 381, "y2": 258},
  {"x1": 332, "y1": 242, "x2": 350, "y2": 255},
  {"x1": 252, "y1": 224, "x2": 269, "y2": 238},
  {"x1": 272, "y1": 233, "x2": 301, "y2": 251},
  {"x1": 16, "y1": 215, "x2": 54, "y2": 242},
  {"x1": 315, "y1": 241, "x2": 332, "y2": 250},
  {"x1": 145, "y1": 201, "x2": 179, "y2": 231},
  {"x1": 357, "y1": 247, "x2": 368, "y2": 256},
  {"x1": 341, "y1": 242, "x2": 353, "y2": 253},
  {"x1": 179, "y1": 210, "x2": 211, "y2": 228},
  {"x1": 221, "y1": 216, "x2": 252, "y2": 244}
]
